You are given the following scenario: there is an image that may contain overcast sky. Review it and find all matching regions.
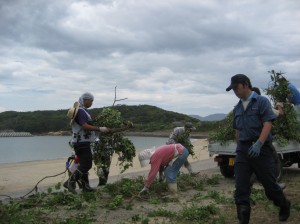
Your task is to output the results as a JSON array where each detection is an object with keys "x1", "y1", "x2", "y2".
[{"x1": 0, "y1": 0, "x2": 299, "y2": 116}]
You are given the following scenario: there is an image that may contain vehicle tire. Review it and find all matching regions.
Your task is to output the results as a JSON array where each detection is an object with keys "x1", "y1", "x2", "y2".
[
  {"x1": 220, "y1": 165, "x2": 234, "y2": 178},
  {"x1": 275, "y1": 158, "x2": 283, "y2": 182}
]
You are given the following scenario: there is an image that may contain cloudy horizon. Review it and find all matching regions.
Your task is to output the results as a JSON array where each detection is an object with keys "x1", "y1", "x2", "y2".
[{"x1": 0, "y1": 0, "x2": 299, "y2": 116}]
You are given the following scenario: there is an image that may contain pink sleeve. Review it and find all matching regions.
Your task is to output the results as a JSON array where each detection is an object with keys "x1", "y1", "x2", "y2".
[
  {"x1": 176, "y1": 143, "x2": 184, "y2": 154},
  {"x1": 145, "y1": 158, "x2": 161, "y2": 188}
]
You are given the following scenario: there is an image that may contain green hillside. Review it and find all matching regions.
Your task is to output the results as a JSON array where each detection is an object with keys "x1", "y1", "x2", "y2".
[{"x1": 0, "y1": 105, "x2": 201, "y2": 134}]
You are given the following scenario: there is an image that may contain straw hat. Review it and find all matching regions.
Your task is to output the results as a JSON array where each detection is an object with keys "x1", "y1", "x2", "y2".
[{"x1": 67, "y1": 101, "x2": 80, "y2": 120}]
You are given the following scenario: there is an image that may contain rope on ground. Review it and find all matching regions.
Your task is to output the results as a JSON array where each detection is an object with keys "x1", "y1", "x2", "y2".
[
  {"x1": 0, "y1": 168, "x2": 68, "y2": 202},
  {"x1": 20, "y1": 168, "x2": 68, "y2": 199},
  {"x1": 0, "y1": 194, "x2": 13, "y2": 200}
]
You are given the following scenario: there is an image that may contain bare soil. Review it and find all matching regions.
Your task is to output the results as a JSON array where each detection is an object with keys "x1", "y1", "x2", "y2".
[{"x1": 89, "y1": 166, "x2": 300, "y2": 224}]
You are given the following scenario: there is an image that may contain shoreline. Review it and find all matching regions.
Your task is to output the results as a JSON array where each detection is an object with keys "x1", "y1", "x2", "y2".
[
  {"x1": 124, "y1": 131, "x2": 209, "y2": 139},
  {"x1": 0, "y1": 158, "x2": 218, "y2": 201},
  {"x1": 0, "y1": 134, "x2": 208, "y2": 165},
  {"x1": 0, "y1": 139, "x2": 211, "y2": 197},
  {"x1": 42, "y1": 131, "x2": 210, "y2": 139}
]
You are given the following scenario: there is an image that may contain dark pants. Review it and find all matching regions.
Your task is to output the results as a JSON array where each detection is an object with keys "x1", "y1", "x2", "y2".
[
  {"x1": 234, "y1": 142, "x2": 288, "y2": 207},
  {"x1": 98, "y1": 152, "x2": 113, "y2": 185},
  {"x1": 74, "y1": 142, "x2": 93, "y2": 174},
  {"x1": 249, "y1": 143, "x2": 280, "y2": 185}
]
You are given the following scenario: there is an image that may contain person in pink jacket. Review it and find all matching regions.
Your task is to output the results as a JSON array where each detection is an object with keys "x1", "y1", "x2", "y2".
[{"x1": 138, "y1": 143, "x2": 189, "y2": 196}]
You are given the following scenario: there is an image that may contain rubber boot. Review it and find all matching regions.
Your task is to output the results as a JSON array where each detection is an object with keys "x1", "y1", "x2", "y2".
[
  {"x1": 81, "y1": 173, "x2": 96, "y2": 192},
  {"x1": 185, "y1": 162, "x2": 194, "y2": 175},
  {"x1": 168, "y1": 183, "x2": 178, "y2": 198},
  {"x1": 66, "y1": 170, "x2": 82, "y2": 189},
  {"x1": 63, "y1": 179, "x2": 76, "y2": 193},
  {"x1": 66, "y1": 170, "x2": 77, "y2": 189},
  {"x1": 77, "y1": 180, "x2": 83, "y2": 189},
  {"x1": 279, "y1": 200, "x2": 291, "y2": 221},
  {"x1": 98, "y1": 176, "x2": 107, "y2": 186},
  {"x1": 278, "y1": 182, "x2": 286, "y2": 190},
  {"x1": 237, "y1": 205, "x2": 251, "y2": 224},
  {"x1": 63, "y1": 171, "x2": 78, "y2": 194},
  {"x1": 97, "y1": 168, "x2": 109, "y2": 186}
]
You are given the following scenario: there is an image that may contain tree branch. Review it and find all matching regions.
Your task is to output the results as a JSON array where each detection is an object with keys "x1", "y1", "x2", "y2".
[{"x1": 112, "y1": 85, "x2": 128, "y2": 106}]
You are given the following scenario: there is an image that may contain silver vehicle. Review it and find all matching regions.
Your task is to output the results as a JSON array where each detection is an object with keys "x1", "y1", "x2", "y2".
[{"x1": 208, "y1": 140, "x2": 300, "y2": 180}]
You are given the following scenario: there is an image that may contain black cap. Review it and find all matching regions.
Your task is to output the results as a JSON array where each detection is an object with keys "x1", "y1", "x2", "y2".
[{"x1": 226, "y1": 74, "x2": 251, "y2": 91}]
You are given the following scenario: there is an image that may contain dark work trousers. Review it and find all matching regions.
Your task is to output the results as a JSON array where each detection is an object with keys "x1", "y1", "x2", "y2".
[
  {"x1": 98, "y1": 150, "x2": 113, "y2": 184},
  {"x1": 74, "y1": 142, "x2": 93, "y2": 174},
  {"x1": 234, "y1": 142, "x2": 288, "y2": 207}
]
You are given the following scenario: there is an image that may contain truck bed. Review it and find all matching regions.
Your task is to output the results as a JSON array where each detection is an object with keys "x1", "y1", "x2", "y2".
[{"x1": 209, "y1": 141, "x2": 300, "y2": 157}]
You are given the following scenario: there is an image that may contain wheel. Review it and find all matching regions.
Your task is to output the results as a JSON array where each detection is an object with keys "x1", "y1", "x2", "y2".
[
  {"x1": 272, "y1": 150, "x2": 283, "y2": 181},
  {"x1": 275, "y1": 158, "x2": 283, "y2": 182},
  {"x1": 220, "y1": 165, "x2": 235, "y2": 178}
]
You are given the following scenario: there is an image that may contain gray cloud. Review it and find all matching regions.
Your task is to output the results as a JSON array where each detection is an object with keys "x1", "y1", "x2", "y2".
[{"x1": 0, "y1": 0, "x2": 299, "y2": 116}]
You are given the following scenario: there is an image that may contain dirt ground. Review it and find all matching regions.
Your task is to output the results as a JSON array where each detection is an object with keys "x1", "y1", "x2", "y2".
[
  {"x1": 1, "y1": 139, "x2": 300, "y2": 223},
  {"x1": 89, "y1": 165, "x2": 300, "y2": 224}
]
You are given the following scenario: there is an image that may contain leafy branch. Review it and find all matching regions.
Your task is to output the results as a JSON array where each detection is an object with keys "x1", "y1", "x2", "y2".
[
  {"x1": 93, "y1": 87, "x2": 135, "y2": 174},
  {"x1": 208, "y1": 112, "x2": 235, "y2": 145},
  {"x1": 209, "y1": 70, "x2": 300, "y2": 146},
  {"x1": 176, "y1": 131, "x2": 196, "y2": 157},
  {"x1": 265, "y1": 70, "x2": 300, "y2": 146}
]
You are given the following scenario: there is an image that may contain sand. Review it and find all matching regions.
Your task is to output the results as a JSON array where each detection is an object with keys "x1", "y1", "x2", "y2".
[{"x1": 0, "y1": 139, "x2": 213, "y2": 197}]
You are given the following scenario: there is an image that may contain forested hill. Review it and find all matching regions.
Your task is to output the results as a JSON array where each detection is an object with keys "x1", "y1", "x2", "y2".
[{"x1": 0, "y1": 105, "x2": 201, "y2": 134}]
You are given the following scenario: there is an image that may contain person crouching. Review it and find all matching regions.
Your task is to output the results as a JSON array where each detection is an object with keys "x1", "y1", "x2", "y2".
[{"x1": 138, "y1": 143, "x2": 189, "y2": 197}]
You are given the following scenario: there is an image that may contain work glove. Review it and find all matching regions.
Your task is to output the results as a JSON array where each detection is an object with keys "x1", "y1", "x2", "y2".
[
  {"x1": 248, "y1": 140, "x2": 263, "y2": 158},
  {"x1": 99, "y1": 127, "x2": 110, "y2": 133},
  {"x1": 276, "y1": 102, "x2": 284, "y2": 108},
  {"x1": 139, "y1": 186, "x2": 149, "y2": 195}
]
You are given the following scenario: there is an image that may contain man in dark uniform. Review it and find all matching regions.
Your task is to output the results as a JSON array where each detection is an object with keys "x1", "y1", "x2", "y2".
[{"x1": 226, "y1": 74, "x2": 291, "y2": 223}]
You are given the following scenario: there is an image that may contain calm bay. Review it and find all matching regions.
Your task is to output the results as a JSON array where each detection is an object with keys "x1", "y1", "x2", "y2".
[{"x1": 0, "y1": 136, "x2": 167, "y2": 164}]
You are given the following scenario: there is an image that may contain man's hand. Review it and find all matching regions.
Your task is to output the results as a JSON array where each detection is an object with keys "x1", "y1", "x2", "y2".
[
  {"x1": 99, "y1": 127, "x2": 110, "y2": 133},
  {"x1": 276, "y1": 102, "x2": 284, "y2": 108},
  {"x1": 248, "y1": 140, "x2": 263, "y2": 158},
  {"x1": 139, "y1": 186, "x2": 149, "y2": 195}
]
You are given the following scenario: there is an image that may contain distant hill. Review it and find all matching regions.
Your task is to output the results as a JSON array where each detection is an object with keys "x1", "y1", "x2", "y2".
[
  {"x1": 0, "y1": 105, "x2": 200, "y2": 134},
  {"x1": 189, "y1": 113, "x2": 227, "y2": 121}
]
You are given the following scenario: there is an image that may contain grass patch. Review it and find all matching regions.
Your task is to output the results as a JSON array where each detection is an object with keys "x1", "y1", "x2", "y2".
[
  {"x1": 178, "y1": 204, "x2": 219, "y2": 222},
  {"x1": 1, "y1": 169, "x2": 300, "y2": 223}
]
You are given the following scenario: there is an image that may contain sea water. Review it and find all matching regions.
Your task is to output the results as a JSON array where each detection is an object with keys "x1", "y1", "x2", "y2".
[{"x1": 0, "y1": 136, "x2": 167, "y2": 164}]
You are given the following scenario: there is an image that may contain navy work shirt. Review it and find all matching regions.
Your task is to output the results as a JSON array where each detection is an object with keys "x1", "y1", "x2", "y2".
[
  {"x1": 75, "y1": 108, "x2": 91, "y2": 126},
  {"x1": 233, "y1": 92, "x2": 276, "y2": 147}
]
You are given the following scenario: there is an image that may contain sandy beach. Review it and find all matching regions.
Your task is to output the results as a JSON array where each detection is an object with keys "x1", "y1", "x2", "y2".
[{"x1": 0, "y1": 139, "x2": 214, "y2": 198}]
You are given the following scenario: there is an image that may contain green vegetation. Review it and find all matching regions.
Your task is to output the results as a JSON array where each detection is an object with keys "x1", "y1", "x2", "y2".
[
  {"x1": 178, "y1": 204, "x2": 219, "y2": 222},
  {"x1": 209, "y1": 70, "x2": 300, "y2": 146},
  {"x1": 93, "y1": 107, "x2": 136, "y2": 174},
  {"x1": 1, "y1": 171, "x2": 299, "y2": 223},
  {"x1": 265, "y1": 70, "x2": 300, "y2": 145},
  {"x1": 0, "y1": 174, "x2": 227, "y2": 223},
  {"x1": 0, "y1": 105, "x2": 203, "y2": 134},
  {"x1": 209, "y1": 112, "x2": 235, "y2": 145},
  {"x1": 0, "y1": 110, "x2": 69, "y2": 134}
]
